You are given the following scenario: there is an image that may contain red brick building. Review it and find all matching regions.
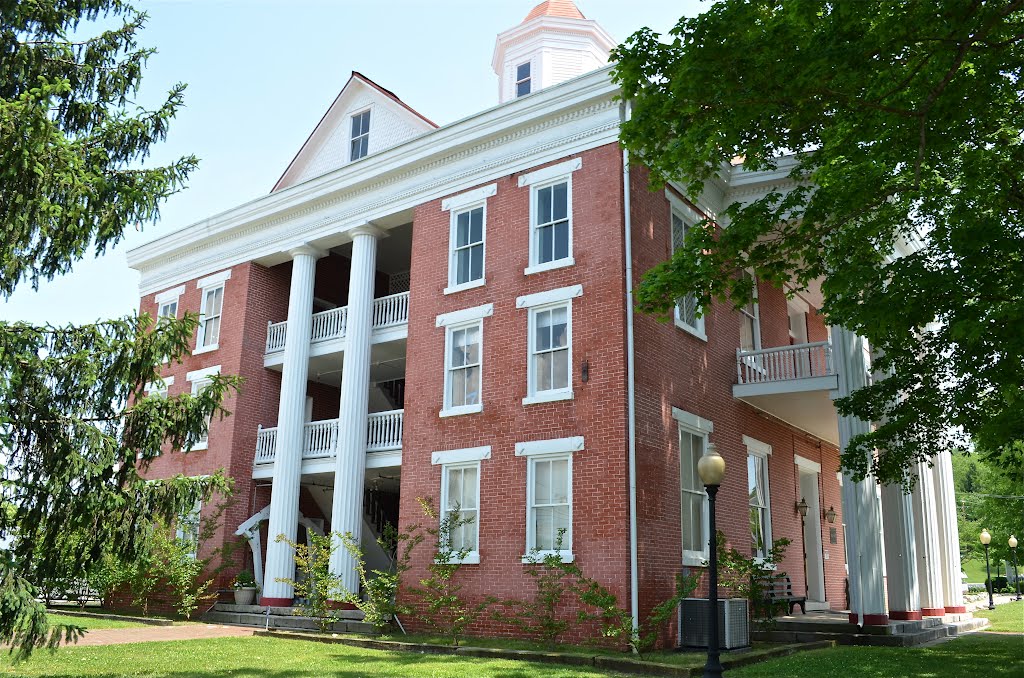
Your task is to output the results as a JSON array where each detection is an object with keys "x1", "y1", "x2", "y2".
[{"x1": 127, "y1": 0, "x2": 965, "y2": 637}]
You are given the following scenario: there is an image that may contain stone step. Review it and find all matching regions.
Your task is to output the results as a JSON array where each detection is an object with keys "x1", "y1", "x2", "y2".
[
  {"x1": 768, "y1": 621, "x2": 894, "y2": 635},
  {"x1": 948, "y1": 617, "x2": 989, "y2": 635},
  {"x1": 202, "y1": 610, "x2": 378, "y2": 635},
  {"x1": 212, "y1": 603, "x2": 365, "y2": 621},
  {"x1": 753, "y1": 621, "x2": 963, "y2": 648}
]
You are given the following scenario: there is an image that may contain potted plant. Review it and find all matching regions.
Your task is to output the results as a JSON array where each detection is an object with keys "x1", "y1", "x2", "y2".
[{"x1": 232, "y1": 571, "x2": 259, "y2": 605}]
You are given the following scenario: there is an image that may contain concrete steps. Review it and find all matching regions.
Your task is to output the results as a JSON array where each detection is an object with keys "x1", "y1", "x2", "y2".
[
  {"x1": 202, "y1": 603, "x2": 378, "y2": 634},
  {"x1": 751, "y1": 613, "x2": 989, "y2": 648}
]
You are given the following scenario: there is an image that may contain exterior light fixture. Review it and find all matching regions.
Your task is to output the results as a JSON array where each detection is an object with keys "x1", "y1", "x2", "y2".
[
  {"x1": 796, "y1": 497, "x2": 809, "y2": 518},
  {"x1": 980, "y1": 528, "x2": 995, "y2": 610},
  {"x1": 696, "y1": 443, "x2": 725, "y2": 678},
  {"x1": 825, "y1": 506, "x2": 836, "y2": 524},
  {"x1": 1009, "y1": 535, "x2": 1021, "y2": 602}
]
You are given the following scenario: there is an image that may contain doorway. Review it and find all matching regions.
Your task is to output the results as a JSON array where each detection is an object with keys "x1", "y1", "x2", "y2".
[{"x1": 797, "y1": 458, "x2": 827, "y2": 603}]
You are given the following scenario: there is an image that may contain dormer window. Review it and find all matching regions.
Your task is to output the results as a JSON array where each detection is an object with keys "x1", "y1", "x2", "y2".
[
  {"x1": 515, "y1": 63, "x2": 531, "y2": 97},
  {"x1": 350, "y1": 109, "x2": 371, "y2": 161}
]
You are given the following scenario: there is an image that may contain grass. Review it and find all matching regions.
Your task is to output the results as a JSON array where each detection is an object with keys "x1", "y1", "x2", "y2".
[
  {"x1": 975, "y1": 600, "x2": 1024, "y2": 633},
  {"x1": 963, "y1": 557, "x2": 990, "y2": 583},
  {"x1": 45, "y1": 613, "x2": 151, "y2": 631},
  {"x1": 730, "y1": 634, "x2": 1023, "y2": 678},
  {"x1": 0, "y1": 636, "x2": 631, "y2": 677}
]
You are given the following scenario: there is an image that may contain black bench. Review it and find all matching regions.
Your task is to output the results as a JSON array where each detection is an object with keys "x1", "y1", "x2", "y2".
[{"x1": 755, "y1": 575, "x2": 806, "y2": 615}]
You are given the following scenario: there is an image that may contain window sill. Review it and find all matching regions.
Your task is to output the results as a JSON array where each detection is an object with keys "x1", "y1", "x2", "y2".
[
  {"x1": 192, "y1": 343, "x2": 219, "y2": 356},
  {"x1": 522, "y1": 390, "x2": 573, "y2": 406},
  {"x1": 524, "y1": 257, "x2": 574, "y2": 276},
  {"x1": 188, "y1": 441, "x2": 209, "y2": 452},
  {"x1": 444, "y1": 279, "x2": 485, "y2": 295},
  {"x1": 682, "y1": 553, "x2": 708, "y2": 568},
  {"x1": 674, "y1": 319, "x2": 707, "y2": 342},
  {"x1": 440, "y1": 552, "x2": 480, "y2": 565},
  {"x1": 439, "y1": 404, "x2": 482, "y2": 418},
  {"x1": 753, "y1": 559, "x2": 777, "y2": 571},
  {"x1": 522, "y1": 550, "x2": 574, "y2": 564}
]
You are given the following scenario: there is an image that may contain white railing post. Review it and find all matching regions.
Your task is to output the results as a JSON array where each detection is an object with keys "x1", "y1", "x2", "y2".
[{"x1": 736, "y1": 340, "x2": 836, "y2": 385}]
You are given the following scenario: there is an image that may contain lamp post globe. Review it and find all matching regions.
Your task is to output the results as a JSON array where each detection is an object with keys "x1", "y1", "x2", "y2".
[
  {"x1": 698, "y1": 444, "x2": 725, "y2": 678},
  {"x1": 1009, "y1": 535, "x2": 1021, "y2": 601},
  {"x1": 980, "y1": 529, "x2": 995, "y2": 610}
]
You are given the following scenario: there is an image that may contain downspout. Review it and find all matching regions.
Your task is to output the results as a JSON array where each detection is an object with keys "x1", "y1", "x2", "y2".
[{"x1": 620, "y1": 100, "x2": 640, "y2": 640}]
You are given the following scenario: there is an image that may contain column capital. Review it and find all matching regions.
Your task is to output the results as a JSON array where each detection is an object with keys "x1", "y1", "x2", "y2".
[
  {"x1": 347, "y1": 224, "x2": 386, "y2": 240},
  {"x1": 288, "y1": 243, "x2": 327, "y2": 260}
]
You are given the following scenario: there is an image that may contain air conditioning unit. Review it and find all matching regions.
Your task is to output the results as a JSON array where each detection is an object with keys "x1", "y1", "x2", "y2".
[{"x1": 678, "y1": 598, "x2": 750, "y2": 650}]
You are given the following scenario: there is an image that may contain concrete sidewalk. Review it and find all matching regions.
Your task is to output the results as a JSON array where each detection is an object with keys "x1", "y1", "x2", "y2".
[{"x1": 72, "y1": 624, "x2": 254, "y2": 647}]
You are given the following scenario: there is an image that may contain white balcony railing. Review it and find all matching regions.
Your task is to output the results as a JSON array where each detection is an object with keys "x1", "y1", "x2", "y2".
[
  {"x1": 736, "y1": 341, "x2": 835, "y2": 385},
  {"x1": 265, "y1": 291, "x2": 410, "y2": 354},
  {"x1": 254, "y1": 409, "x2": 404, "y2": 466}
]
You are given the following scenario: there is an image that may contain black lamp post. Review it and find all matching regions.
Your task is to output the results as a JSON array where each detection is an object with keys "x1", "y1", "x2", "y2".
[
  {"x1": 697, "y1": 444, "x2": 726, "y2": 678},
  {"x1": 980, "y1": 529, "x2": 995, "y2": 610},
  {"x1": 1010, "y1": 535, "x2": 1021, "y2": 602}
]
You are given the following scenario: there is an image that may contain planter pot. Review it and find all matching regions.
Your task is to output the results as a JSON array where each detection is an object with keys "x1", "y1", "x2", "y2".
[{"x1": 233, "y1": 587, "x2": 257, "y2": 605}]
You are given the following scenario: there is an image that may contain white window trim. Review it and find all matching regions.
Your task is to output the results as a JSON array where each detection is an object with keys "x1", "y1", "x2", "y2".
[
  {"x1": 667, "y1": 192, "x2": 707, "y2": 341},
  {"x1": 523, "y1": 300, "x2": 574, "y2": 406},
  {"x1": 441, "y1": 184, "x2": 497, "y2": 212},
  {"x1": 431, "y1": 446, "x2": 492, "y2": 465},
  {"x1": 794, "y1": 454, "x2": 822, "y2": 473},
  {"x1": 195, "y1": 271, "x2": 230, "y2": 355},
  {"x1": 522, "y1": 451, "x2": 574, "y2": 563},
  {"x1": 676, "y1": 411, "x2": 712, "y2": 567},
  {"x1": 349, "y1": 106, "x2": 372, "y2": 162},
  {"x1": 515, "y1": 436, "x2": 584, "y2": 457},
  {"x1": 515, "y1": 61, "x2": 532, "y2": 97},
  {"x1": 154, "y1": 285, "x2": 185, "y2": 306},
  {"x1": 438, "y1": 460, "x2": 482, "y2": 565},
  {"x1": 745, "y1": 436, "x2": 774, "y2": 564},
  {"x1": 516, "y1": 284, "x2": 582, "y2": 309},
  {"x1": 522, "y1": 161, "x2": 581, "y2": 275},
  {"x1": 186, "y1": 366, "x2": 220, "y2": 451},
  {"x1": 444, "y1": 199, "x2": 489, "y2": 295},
  {"x1": 435, "y1": 303, "x2": 493, "y2": 328},
  {"x1": 145, "y1": 375, "x2": 174, "y2": 395},
  {"x1": 440, "y1": 319, "x2": 484, "y2": 418}
]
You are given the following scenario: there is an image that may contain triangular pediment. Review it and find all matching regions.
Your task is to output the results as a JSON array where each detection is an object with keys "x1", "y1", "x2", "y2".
[{"x1": 272, "y1": 72, "x2": 436, "y2": 192}]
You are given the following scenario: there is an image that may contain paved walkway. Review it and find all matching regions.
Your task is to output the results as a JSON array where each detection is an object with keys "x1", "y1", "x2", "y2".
[{"x1": 73, "y1": 624, "x2": 254, "y2": 647}]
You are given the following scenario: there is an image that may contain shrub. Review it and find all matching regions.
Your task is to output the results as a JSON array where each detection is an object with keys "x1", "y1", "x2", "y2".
[
  {"x1": 275, "y1": 531, "x2": 347, "y2": 631},
  {"x1": 340, "y1": 521, "x2": 424, "y2": 630},
  {"x1": 713, "y1": 531, "x2": 791, "y2": 624}
]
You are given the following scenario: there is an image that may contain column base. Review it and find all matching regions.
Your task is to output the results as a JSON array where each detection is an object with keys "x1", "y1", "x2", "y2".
[
  {"x1": 889, "y1": 610, "x2": 923, "y2": 621},
  {"x1": 849, "y1": 612, "x2": 890, "y2": 626},
  {"x1": 944, "y1": 605, "x2": 967, "y2": 614},
  {"x1": 260, "y1": 596, "x2": 293, "y2": 607},
  {"x1": 922, "y1": 607, "x2": 946, "y2": 617}
]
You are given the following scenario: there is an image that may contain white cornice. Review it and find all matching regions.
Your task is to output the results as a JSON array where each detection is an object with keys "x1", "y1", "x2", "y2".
[{"x1": 129, "y1": 68, "x2": 621, "y2": 295}]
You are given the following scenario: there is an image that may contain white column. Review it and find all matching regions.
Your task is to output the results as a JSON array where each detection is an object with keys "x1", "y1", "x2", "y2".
[
  {"x1": 932, "y1": 449, "x2": 966, "y2": 613},
  {"x1": 833, "y1": 327, "x2": 888, "y2": 625},
  {"x1": 880, "y1": 482, "x2": 921, "y2": 619},
  {"x1": 261, "y1": 245, "x2": 320, "y2": 604},
  {"x1": 329, "y1": 226, "x2": 381, "y2": 596},
  {"x1": 911, "y1": 460, "x2": 946, "y2": 616}
]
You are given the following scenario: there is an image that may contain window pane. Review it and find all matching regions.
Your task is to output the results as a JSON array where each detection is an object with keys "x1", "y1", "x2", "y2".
[
  {"x1": 462, "y1": 467, "x2": 477, "y2": 509},
  {"x1": 551, "y1": 307, "x2": 567, "y2": 347},
  {"x1": 538, "y1": 186, "x2": 552, "y2": 224},
  {"x1": 451, "y1": 328, "x2": 467, "y2": 367},
  {"x1": 552, "y1": 349, "x2": 569, "y2": 390},
  {"x1": 352, "y1": 114, "x2": 362, "y2": 137},
  {"x1": 461, "y1": 509, "x2": 477, "y2": 549},
  {"x1": 535, "y1": 352, "x2": 552, "y2": 391},
  {"x1": 457, "y1": 211, "x2": 470, "y2": 246},
  {"x1": 464, "y1": 326, "x2": 480, "y2": 363},
  {"x1": 464, "y1": 366, "x2": 479, "y2": 405},
  {"x1": 469, "y1": 208, "x2": 483, "y2": 243},
  {"x1": 538, "y1": 224, "x2": 553, "y2": 263},
  {"x1": 535, "y1": 310, "x2": 551, "y2": 350},
  {"x1": 450, "y1": 368, "x2": 466, "y2": 406},
  {"x1": 456, "y1": 248, "x2": 471, "y2": 284},
  {"x1": 517, "y1": 80, "x2": 531, "y2": 97},
  {"x1": 552, "y1": 182, "x2": 567, "y2": 221},
  {"x1": 470, "y1": 244, "x2": 483, "y2": 281},
  {"x1": 553, "y1": 504, "x2": 570, "y2": 543},
  {"x1": 672, "y1": 213, "x2": 686, "y2": 250},
  {"x1": 553, "y1": 220, "x2": 569, "y2": 260},
  {"x1": 517, "y1": 62, "x2": 530, "y2": 81},
  {"x1": 551, "y1": 459, "x2": 569, "y2": 504},
  {"x1": 535, "y1": 507, "x2": 553, "y2": 549},
  {"x1": 534, "y1": 460, "x2": 551, "y2": 504},
  {"x1": 205, "y1": 316, "x2": 221, "y2": 346},
  {"x1": 740, "y1": 317, "x2": 755, "y2": 352},
  {"x1": 751, "y1": 506, "x2": 765, "y2": 557},
  {"x1": 447, "y1": 468, "x2": 462, "y2": 511}
]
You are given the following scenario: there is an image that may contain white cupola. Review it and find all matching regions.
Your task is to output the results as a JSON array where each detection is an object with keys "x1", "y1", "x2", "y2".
[{"x1": 492, "y1": 0, "x2": 616, "y2": 104}]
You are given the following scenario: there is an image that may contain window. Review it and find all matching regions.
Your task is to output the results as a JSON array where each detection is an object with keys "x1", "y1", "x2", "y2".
[
  {"x1": 531, "y1": 305, "x2": 569, "y2": 395},
  {"x1": 745, "y1": 436, "x2": 773, "y2": 561},
  {"x1": 436, "y1": 304, "x2": 492, "y2": 417},
  {"x1": 519, "y1": 158, "x2": 581, "y2": 274},
  {"x1": 739, "y1": 270, "x2": 761, "y2": 353},
  {"x1": 176, "y1": 500, "x2": 202, "y2": 559},
  {"x1": 670, "y1": 201, "x2": 705, "y2": 338},
  {"x1": 350, "y1": 109, "x2": 371, "y2": 161},
  {"x1": 451, "y1": 206, "x2": 484, "y2": 287},
  {"x1": 445, "y1": 322, "x2": 482, "y2": 414},
  {"x1": 158, "y1": 299, "x2": 178, "y2": 322},
  {"x1": 516, "y1": 437, "x2": 582, "y2": 562},
  {"x1": 145, "y1": 376, "x2": 173, "y2": 399},
  {"x1": 674, "y1": 408, "x2": 712, "y2": 566},
  {"x1": 515, "y1": 62, "x2": 531, "y2": 97},
  {"x1": 186, "y1": 366, "x2": 220, "y2": 451},
  {"x1": 194, "y1": 270, "x2": 230, "y2": 354},
  {"x1": 441, "y1": 463, "x2": 480, "y2": 563},
  {"x1": 517, "y1": 285, "x2": 581, "y2": 405}
]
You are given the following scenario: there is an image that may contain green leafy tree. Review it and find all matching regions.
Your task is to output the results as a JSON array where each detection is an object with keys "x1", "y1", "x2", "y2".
[
  {"x1": 952, "y1": 452, "x2": 1024, "y2": 576},
  {"x1": 275, "y1": 531, "x2": 345, "y2": 632},
  {"x1": 612, "y1": 0, "x2": 1024, "y2": 485},
  {"x1": 340, "y1": 522, "x2": 424, "y2": 630},
  {"x1": 0, "y1": 1, "x2": 238, "y2": 658}
]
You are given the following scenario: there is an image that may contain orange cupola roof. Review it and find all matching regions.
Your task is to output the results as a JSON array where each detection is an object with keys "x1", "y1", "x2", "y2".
[{"x1": 523, "y1": 0, "x2": 585, "y2": 22}]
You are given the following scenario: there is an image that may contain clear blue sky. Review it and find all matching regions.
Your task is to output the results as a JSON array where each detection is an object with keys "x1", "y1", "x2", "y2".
[{"x1": 1, "y1": 0, "x2": 704, "y2": 326}]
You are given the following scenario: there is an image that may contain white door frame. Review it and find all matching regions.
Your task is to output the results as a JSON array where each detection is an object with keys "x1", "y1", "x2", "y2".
[{"x1": 796, "y1": 455, "x2": 827, "y2": 603}]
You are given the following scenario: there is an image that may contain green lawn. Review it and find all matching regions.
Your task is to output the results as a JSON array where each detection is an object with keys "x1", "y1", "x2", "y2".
[
  {"x1": 0, "y1": 636, "x2": 631, "y2": 677},
  {"x1": 975, "y1": 600, "x2": 1024, "y2": 633},
  {"x1": 46, "y1": 613, "x2": 151, "y2": 631},
  {"x1": 730, "y1": 634, "x2": 1022, "y2": 678}
]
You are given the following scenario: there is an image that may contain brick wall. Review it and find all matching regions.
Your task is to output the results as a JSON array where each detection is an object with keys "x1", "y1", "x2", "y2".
[{"x1": 398, "y1": 143, "x2": 631, "y2": 641}]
